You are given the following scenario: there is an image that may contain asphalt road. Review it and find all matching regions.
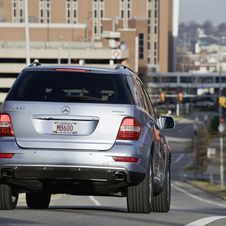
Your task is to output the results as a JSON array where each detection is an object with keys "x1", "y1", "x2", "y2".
[{"x1": 1, "y1": 111, "x2": 226, "y2": 226}]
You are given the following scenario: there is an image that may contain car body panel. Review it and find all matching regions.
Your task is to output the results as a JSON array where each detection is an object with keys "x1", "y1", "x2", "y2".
[{"x1": 2, "y1": 101, "x2": 134, "y2": 150}]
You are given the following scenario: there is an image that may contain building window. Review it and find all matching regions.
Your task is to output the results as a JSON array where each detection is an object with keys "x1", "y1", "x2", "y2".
[
  {"x1": 162, "y1": 77, "x2": 177, "y2": 83},
  {"x1": 19, "y1": 0, "x2": 23, "y2": 23},
  {"x1": 46, "y1": 0, "x2": 51, "y2": 23},
  {"x1": 139, "y1": 33, "x2": 144, "y2": 60},
  {"x1": 99, "y1": 0, "x2": 104, "y2": 34},
  {"x1": 121, "y1": 10, "x2": 124, "y2": 18},
  {"x1": 66, "y1": 0, "x2": 77, "y2": 24},
  {"x1": 73, "y1": 0, "x2": 77, "y2": 23},
  {"x1": 127, "y1": 0, "x2": 131, "y2": 19},
  {"x1": 127, "y1": 10, "x2": 130, "y2": 18},
  {"x1": 66, "y1": 0, "x2": 71, "y2": 23},
  {"x1": 148, "y1": 10, "x2": 151, "y2": 18},
  {"x1": 12, "y1": 0, "x2": 17, "y2": 22},
  {"x1": 154, "y1": 26, "x2": 157, "y2": 34},
  {"x1": 155, "y1": 9, "x2": 157, "y2": 18},
  {"x1": 93, "y1": 1, "x2": 98, "y2": 36},
  {"x1": 39, "y1": 0, "x2": 44, "y2": 23},
  {"x1": 120, "y1": 0, "x2": 124, "y2": 19},
  {"x1": 148, "y1": 26, "x2": 150, "y2": 34},
  {"x1": 92, "y1": 0, "x2": 104, "y2": 36}
]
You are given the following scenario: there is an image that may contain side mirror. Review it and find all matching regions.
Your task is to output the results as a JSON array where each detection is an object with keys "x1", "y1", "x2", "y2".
[{"x1": 157, "y1": 116, "x2": 176, "y2": 130}]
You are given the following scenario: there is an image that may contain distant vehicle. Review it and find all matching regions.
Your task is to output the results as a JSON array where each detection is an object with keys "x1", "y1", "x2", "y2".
[
  {"x1": 193, "y1": 100, "x2": 214, "y2": 108},
  {"x1": 0, "y1": 63, "x2": 175, "y2": 213},
  {"x1": 155, "y1": 103, "x2": 176, "y2": 110}
]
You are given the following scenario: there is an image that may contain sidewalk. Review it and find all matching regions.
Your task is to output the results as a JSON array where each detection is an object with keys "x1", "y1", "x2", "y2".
[{"x1": 183, "y1": 162, "x2": 224, "y2": 185}]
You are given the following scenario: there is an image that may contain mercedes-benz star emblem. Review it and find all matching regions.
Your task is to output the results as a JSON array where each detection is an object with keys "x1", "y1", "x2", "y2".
[{"x1": 61, "y1": 106, "x2": 70, "y2": 115}]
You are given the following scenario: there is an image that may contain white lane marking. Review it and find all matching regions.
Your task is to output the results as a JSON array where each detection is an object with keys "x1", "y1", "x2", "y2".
[
  {"x1": 89, "y1": 196, "x2": 101, "y2": 206},
  {"x1": 172, "y1": 183, "x2": 226, "y2": 208},
  {"x1": 171, "y1": 153, "x2": 185, "y2": 166},
  {"x1": 184, "y1": 216, "x2": 226, "y2": 226}
]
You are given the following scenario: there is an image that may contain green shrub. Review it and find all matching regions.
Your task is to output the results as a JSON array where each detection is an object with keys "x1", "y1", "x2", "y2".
[{"x1": 209, "y1": 115, "x2": 219, "y2": 132}]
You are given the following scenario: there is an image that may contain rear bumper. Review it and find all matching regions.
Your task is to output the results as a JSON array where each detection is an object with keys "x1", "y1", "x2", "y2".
[
  {"x1": 0, "y1": 164, "x2": 144, "y2": 184},
  {"x1": 0, "y1": 138, "x2": 149, "y2": 191}
]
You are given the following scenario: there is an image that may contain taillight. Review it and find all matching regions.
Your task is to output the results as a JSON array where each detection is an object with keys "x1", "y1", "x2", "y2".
[
  {"x1": 0, "y1": 154, "x2": 14, "y2": 158},
  {"x1": 54, "y1": 69, "x2": 87, "y2": 72},
  {"x1": 116, "y1": 117, "x2": 141, "y2": 141},
  {"x1": 0, "y1": 114, "x2": 14, "y2": 137},
  {"x1": 112, "y1": 156, "x2": 139, "y2": 163}
]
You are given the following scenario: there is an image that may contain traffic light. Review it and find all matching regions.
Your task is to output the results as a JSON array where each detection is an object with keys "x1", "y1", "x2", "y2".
[
  {"x1": 160, "y1": 93, "x2": 165, "y2": 102},
  {"x1": 219, "y1": 96, "x2": 226, "y2": 107},
  {"x1": 178, "y1": 93, "x2": 183, "y2": 102}
]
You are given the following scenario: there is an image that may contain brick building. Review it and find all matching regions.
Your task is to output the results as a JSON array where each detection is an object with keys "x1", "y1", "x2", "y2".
[{"x1": 0, "y1": 0, "x2": 177, "y2": 101}]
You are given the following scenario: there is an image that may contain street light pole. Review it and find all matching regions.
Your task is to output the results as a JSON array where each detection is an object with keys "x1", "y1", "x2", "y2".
[
  {"x1": 58, "y1": 36, "x2": 63, "y2": 65},
  {"x1": 24, "y1": 0, "x2": 30, "y2": 65},
  {"x1": 193, "y1": 117, "x2": 199, "y2": 180},
  {"x1": 218, "y1": 123, "x2": 225, "y2": 190},
  {"x1": 219, "y1": 41, "x2": 222, "y2": 125}
]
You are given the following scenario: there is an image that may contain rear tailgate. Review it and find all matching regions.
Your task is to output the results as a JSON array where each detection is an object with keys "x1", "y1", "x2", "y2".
[{"x1": 3, "y1": 101, "x2": 133, "y2": 150}]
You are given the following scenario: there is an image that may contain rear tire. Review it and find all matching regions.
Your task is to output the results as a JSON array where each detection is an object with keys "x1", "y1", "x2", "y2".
[
  {"x1": 127, "y1": 157, "x2": 153, "y2": 213},
  {"x1": 152, "y1": 163, "x2": 171, "y2": 212},
  {"x1": 26, "y1": 192, "x2": 51, "y2": 209},
  {"x1": 0, "y1": 184, "x2": 18, "y2": 210}
]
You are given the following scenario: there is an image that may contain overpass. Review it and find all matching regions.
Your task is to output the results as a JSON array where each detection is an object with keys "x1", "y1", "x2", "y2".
[{"x1": 147, "y1": 72, "x2": 226, "y2": 91}]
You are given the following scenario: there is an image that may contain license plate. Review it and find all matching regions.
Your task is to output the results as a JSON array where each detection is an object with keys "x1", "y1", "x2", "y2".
[{"x1": 52, "y1": 121, "x2": 78, "y2": 135}]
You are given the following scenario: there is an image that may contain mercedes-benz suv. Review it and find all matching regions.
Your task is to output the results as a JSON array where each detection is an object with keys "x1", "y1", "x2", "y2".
[{"x1": 0, "y1": 63, "x2": 175, "y2": 213}]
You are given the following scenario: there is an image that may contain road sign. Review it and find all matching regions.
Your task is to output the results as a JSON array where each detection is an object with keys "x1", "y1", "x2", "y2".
[
  {"x1": 112, "y1": 50, "x2": 121, "y2": 59},
  {"x1": 207, "y1": 148, "x2": 216, "y2": 159}
]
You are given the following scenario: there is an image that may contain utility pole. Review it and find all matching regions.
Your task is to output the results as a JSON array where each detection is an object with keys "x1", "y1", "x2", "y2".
[{"x1": 24, "y1": 0, "x2": 30, "y2": 65}]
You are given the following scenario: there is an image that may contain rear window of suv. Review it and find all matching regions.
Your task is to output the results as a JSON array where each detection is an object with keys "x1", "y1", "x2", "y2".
[{"x1": 7, "y1": 70, "x2": 131, "y2": 104}]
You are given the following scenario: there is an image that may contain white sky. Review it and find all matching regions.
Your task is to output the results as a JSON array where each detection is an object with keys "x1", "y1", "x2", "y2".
[{"x1": 179, "y1": 0, "x2": 226, "y2": 26}]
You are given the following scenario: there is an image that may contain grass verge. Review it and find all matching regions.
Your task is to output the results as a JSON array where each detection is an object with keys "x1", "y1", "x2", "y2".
[
  {"x1": 189, "y1": 179, "x2": 226, "y2": 199},
  {"x1": 183, "y1": 164, "x2": 207, "y2": 173}
]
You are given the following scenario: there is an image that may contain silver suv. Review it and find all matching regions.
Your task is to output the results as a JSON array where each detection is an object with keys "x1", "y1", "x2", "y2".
[{"x1": 0, "y1": 63, "x2": 175, "y2": 213}]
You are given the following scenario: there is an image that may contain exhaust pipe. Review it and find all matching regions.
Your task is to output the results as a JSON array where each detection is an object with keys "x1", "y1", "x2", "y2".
[
  {"x1": 113, "y1": 172, "x2": 125, "y2": 181},
  {"x1": 2, "y1": 169, "x2": 13, "y2": 178}
]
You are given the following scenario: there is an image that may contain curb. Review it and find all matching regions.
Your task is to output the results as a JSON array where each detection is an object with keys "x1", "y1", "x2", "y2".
[{"x1": 184, "y1": 179, "x2": 226, "y2": 201}]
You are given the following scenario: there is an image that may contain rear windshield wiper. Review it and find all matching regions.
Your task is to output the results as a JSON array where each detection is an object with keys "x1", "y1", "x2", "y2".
[{"x1": 65, "y1": 95, "x2": 102, "y2": 102}]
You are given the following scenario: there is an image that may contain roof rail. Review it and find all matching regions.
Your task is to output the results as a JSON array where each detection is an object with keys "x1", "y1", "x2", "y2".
[
  {"x1": 115, "y1": 64, "x2": 136, "y2": 74},
  {"x1": 29, "y1": 61, "x2": 42, "y2": 67}
]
